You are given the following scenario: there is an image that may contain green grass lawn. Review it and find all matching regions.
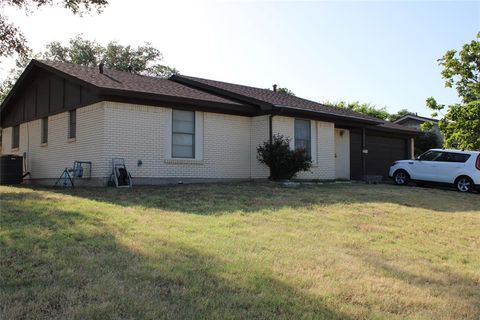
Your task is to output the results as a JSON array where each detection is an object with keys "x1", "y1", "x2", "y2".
[{"x1": 1, "y1": 183, "x2": 479, "y2": 320}]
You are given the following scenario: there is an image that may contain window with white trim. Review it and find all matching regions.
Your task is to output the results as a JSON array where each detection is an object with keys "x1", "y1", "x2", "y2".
[
  {"x1": 41, "y1": 117, "x2": 48, "y2": 144},
  {"x1": 172, "y1": 110, "x2": 195, "y2": 158},
  {"x1": 294, "y1": 118, "x2": 311, "y2": 157},
  {"x1": 12, "y1": 125, "x2": 20, "y2": 149},
  {"x1": 68, "y1": 110, "x2": 76, "y2": 139}
]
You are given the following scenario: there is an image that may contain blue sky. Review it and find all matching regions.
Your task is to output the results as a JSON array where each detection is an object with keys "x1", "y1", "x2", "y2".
[{"x1": 1, "y1": 0, "x2": 479, "y2": 116}]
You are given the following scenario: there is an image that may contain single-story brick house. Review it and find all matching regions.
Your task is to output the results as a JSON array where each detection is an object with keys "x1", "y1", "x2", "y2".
[
  {"x1": 393, "y1": 114, "x2": 443, "y2": 146},
  {"x1": 0, "y1": 60, "x2": 418, "y2": 185}
]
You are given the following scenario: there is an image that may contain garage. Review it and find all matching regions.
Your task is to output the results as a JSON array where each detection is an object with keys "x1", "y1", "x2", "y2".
[{"x1": 350, "y1": 128, "x2": 413, "y2": 181}]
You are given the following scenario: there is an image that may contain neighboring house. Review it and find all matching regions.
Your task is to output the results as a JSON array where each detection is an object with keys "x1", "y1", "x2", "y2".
[
  {"x1": 0, "y1": 60, "x2": 418, "y2": 185},
  {"x1": 394, "y1": 114, "x2": 443, "y2": 145}
]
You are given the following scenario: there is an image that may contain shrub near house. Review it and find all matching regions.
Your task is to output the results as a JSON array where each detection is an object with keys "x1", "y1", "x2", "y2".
[{"x1": 257, "y1": 134, "x2": 312, "y2": 180}]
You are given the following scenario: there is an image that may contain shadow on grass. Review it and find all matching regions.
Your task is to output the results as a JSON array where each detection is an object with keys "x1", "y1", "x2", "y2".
[
  {"x1": 0, "y1": 192, "x2": 350, "y2": 319},
  {"x1": 357, "y1": 250, "x2": 480, "y2": 318},
  {"x1": 26, "y1": 182, "x2": 480, "y2": 215}
]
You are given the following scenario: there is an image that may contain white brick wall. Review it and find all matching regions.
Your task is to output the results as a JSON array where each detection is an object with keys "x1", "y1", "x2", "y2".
[
  {"x1": 1, "y1": 102, "x2": 339, "y2": 183},
  {"x1": 250, "y1": 115, "x2": 270, "y2": 179},
  {"x1": 272, "y1": 116, "x2": 336, "y2": 180},
  {"x1": 103, "y1": 102, "x2": 253, "y2": 179},
  {"x1": 1, "y1": 102, "x2": 106, "y2": 179}
]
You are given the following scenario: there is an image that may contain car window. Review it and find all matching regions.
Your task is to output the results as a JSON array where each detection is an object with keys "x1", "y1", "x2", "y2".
[
  {"x1": 418, "y1": 151, "x2": 442, "y2": 161},
  {"x1": 441, "y1": 152, "x2": 471, "y2": 163}
]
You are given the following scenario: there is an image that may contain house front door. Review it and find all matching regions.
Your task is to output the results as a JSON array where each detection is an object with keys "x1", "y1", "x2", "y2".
[{"x1": 335, "y1": 129, "x2": 350, "y2": 179}]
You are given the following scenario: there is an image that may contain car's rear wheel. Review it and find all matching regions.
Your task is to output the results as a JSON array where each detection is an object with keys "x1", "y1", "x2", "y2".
[
  {"x1": 455, "y1": 176, "x2": 474, "y2": 193},
  {"x1": 393, "y1": 170, "x2": 410, "y2": 186}
]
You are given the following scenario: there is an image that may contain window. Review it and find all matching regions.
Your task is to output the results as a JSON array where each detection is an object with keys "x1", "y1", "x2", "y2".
[
  {"x1": 436, "y1": 152, "x2": 470, "y2": 163},
  {"x1": 418, "y1": 150, "x2": 442, "y2": 161},
  {"x1": 172, "y1": 110, "x2": 195, "y2": 158},
  {"x1": 68, "y1": 110, "x2": 76, "y2": 139},
  {"x1": 294, "y1": 119, "x2": 311, "y2": 157},
  {"x1": 12, "y1": 125, "x2": 20, "y2": 149},
  {"x1": 41, "y1": 117, "x2": 48, "y2": 144}
]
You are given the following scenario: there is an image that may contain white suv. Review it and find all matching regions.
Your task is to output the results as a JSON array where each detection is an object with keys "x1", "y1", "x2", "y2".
[{"x1": 389, "y1": 149, "x2": 480, "y2": 192}]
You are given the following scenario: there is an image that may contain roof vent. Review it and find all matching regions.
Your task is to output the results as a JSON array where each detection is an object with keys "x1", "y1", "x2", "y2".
[
  {"x1": 272, "y1": 84, "x2": 277, "y2": 92},
  {"x1": 99, "y1": 62, "x2": 105, "y2": 74}
]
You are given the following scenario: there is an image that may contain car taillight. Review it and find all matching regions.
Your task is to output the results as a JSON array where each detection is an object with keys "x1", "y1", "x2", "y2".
[{"x1": 476, "y1": 154, "x2": 480, "y2": 171}]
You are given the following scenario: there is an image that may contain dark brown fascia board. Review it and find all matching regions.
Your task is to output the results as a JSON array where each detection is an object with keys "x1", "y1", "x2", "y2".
[
  {"x1": 31, "y1": 60, "x2": 101, "y2": 92},
  {"x1": 103, "y1": 93, "x2": 259, "y2": 117},
  {"x1": 275, "y1": 106, "x2": 382, "y2": 125},
  {"x1": 99, "y1": 87, "x2": 257, "y2": 112},
  {"x1": 0, "y1": 60, "x2": 102, "y2": 118},
  {"x1": 365, "y1": 125, "x2": 420, "y2": 137},
  {"x1": 2, "y1": 98, "x2": 105, "y2": 128},
  {"x1": 170, "y1": 75, "x2": 274, "y2": 111},
  {"x1": 276, "y1": 106, "x2": 419, "y2": 136},
  {"x1": 0, "y1": 60, "x2": 37, "y2": 116}
]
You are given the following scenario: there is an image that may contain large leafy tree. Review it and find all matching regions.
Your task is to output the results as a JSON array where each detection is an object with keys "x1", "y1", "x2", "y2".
[
  {"x1": 44, "y1": 35, "x2": 178, "y2": 77},
  {"x1": 0, "y1": 35, "x2": 178, "y2": 103},
  {"x1": 426, "y1": 33, "x2": 480, "y2": 150},
  {"x1": 326, "y1": 100, "x2": 391, "y2": 120},
  {"x1": 388, "y1": 108, "x2": 415, "y2": 122},
  {"x1": 0, "y1": 0, "x2": 108, "y2": 59}
]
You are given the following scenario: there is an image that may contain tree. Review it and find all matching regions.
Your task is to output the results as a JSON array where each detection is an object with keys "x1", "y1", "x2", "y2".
[
  {"x1": 326, "y1": 100, "x2": 391, "y2": 120},
  {"x1": 257, "y1": 134, "x2": 312, "y2": 180},
  {"x1": 0, "y1": 0, "x2": 108, "y2": 59},
  {"x1": 0, "y1": 35, "x2": 178, "y2": 103},
  {"x1": 388, "y1": 108, "x2": 415, "y2": 122},
  {"x1": 277, "y1": 87, "x2": 295, "y2": 96},
  {"x1": 426, "y1": 33, "x2": 480, "y2": 150},
  {"x1": 414, "y1": 131, "x2": 441, "y2": 156},
  {"x1": 44, "y1": 35, "x2": 178, "y2": 77}
]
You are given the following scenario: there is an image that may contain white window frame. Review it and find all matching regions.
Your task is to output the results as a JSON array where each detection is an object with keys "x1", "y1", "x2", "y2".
[
  {"x1": 41, "y1": 117, "x2": 48, "y2": 144},
  {"x1": 68, "y1": 109, "x2": 76, "y2": 140},
  {"x1": 293, "y1": 119, "x2": 316, "y2": 164},
  {"x1": 172, "y1": 109, "x2": 196, "y2": 159},
  {"x1": 165, "y1": 109, "x2": 203, "y2": 161}
]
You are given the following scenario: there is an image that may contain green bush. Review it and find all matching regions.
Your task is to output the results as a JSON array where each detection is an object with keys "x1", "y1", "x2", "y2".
[
  {"x1": 415, "y1": 131, "x2": 442, "y2": 156},
  {"x1": 257, "y1": 134, "x2": 312, "y2": 180}
]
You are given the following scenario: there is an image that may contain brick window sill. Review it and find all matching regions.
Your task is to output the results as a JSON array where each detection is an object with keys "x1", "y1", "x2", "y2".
[{"x1": 164, "y1": 158, "x2": 204, "y2": 165}]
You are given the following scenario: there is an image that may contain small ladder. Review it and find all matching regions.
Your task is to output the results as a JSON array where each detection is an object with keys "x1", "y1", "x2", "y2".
[
  {"x1": 111, "y1": 158, "x2": 132, "y2": 188},
  {"x1": 54, "y1": 168, "x2": 74, "y2": 187}
]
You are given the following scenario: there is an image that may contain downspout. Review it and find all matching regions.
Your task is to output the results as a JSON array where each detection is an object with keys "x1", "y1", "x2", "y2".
[{"x1": 269, "y1": 114, "x2": 273, "y2": 144}]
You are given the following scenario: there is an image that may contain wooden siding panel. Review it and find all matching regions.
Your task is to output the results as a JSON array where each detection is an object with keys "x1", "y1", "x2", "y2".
[
  {"x1": 13, "y1": 98, "x2": 24, "y2": 124},
  {"x1": 24, "y1": 85, "x2": 36, "y2": 119},
  {"x1": 81, "y1": 86, "x2": 98, "y2": 106},
  {"x1": 36, "y1": 78, "x2": 50, "y2": 116},
  {"x1": 49, "y1": 76, "x2": 64, "y2": 113},
  {"x1": 65, "y1": 81, "x2": 81, "y2": 110}
]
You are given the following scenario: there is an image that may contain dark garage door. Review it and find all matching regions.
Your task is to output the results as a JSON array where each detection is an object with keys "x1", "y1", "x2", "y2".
[{"x1": 350, "y1": 131, "x2": 408, "y2": 180}]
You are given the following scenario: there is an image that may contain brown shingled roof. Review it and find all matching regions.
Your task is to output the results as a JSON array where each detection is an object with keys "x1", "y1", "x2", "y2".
[
  {"x1": 171, "y1": 75, "x2": 384, "y2": 124},
  {"x1": 1, "y1": 59, "x2": 419, "y2": 135},
  {"x1": 38, "y1": 60, "x2": 245, "y2": 106},
  {"x1": 376, "y1": 120, "x2": 420, "y2": 134}
]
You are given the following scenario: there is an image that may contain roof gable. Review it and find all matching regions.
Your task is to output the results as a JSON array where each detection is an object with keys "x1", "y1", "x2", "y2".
[{"x1": 394, "y1": 114, "x2": 439, "y2": 124}]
